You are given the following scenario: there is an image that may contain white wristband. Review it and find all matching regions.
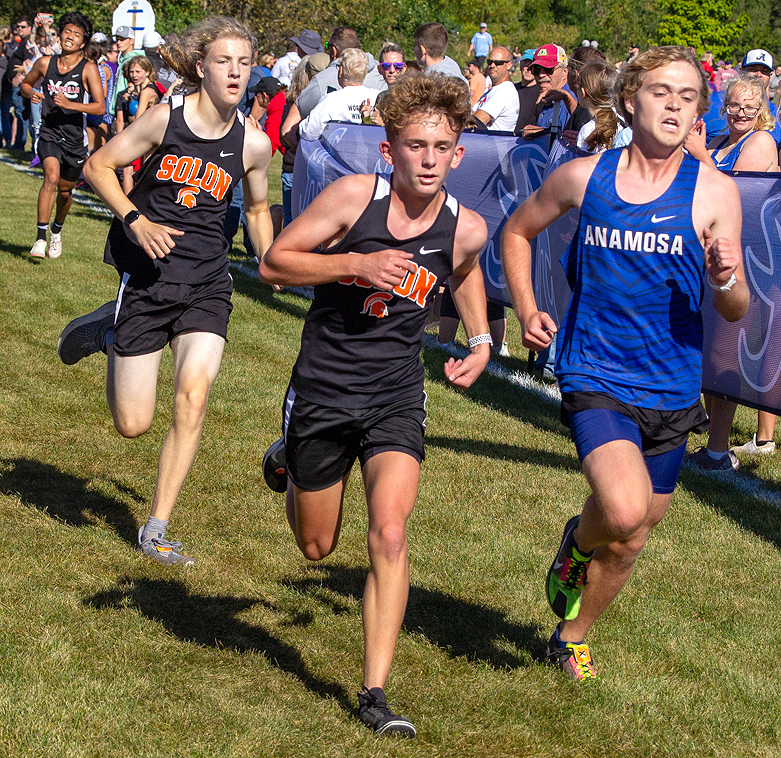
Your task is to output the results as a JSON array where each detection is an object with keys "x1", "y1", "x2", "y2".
[
  {"x1": 467, "y1": 334, "x2": 493, "y2": 349},
  {"x1": 708, "y1": 272, "x2": 737, "y2": 292}
]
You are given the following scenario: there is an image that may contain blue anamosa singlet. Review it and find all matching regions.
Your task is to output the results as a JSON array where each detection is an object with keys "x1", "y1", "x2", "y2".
[{"x1": 556, "y1": 148, "x2": 706, "y2": 410}]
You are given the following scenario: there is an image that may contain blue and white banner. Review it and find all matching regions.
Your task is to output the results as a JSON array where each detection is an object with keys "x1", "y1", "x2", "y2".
[{"x1": 292, "y1": 124, "x2": 781, "y2": 413}]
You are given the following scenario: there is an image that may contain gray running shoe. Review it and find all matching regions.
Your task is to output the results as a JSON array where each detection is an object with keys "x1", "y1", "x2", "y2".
[
  {"x1": 685, "y1": 447, "x2": 740, "y2": 472},
  {"x1": 57, "y1": 302, "x2": 115, "y2": 365},
  {"x1": 357, "y1": 687, "x2": 416, "y2": 737},
  {"x1": 137, "y1": 526, "x2": 196, "y2": 566},
  {"x1": 262, "y1": 436, "x2": 288, "y2": 493}
]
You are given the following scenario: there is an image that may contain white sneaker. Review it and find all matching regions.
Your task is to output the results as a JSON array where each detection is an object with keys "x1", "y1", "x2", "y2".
[
  {"x1": 30, "y1": 239, "x2": 47, "y2": 258},
  {"x1": 730, "y1": 434, "x2": 776, "y2": 456},
  {"x1": 48, "y1": 232, "x2": 62, "y2": 258}
]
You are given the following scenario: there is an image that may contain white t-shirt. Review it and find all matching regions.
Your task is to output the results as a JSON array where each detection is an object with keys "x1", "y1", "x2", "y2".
[
  {"x1": 474, "y1": 79, "x2": 519, "y2": 132},
  {"x1": 299, "y1": 84, "x2": 379, "y2": 140},
  {"x1": 576, "y1": 114, "x2": 633, "y2": 152},
  {"x1": 271, "y1": 51, "x2": 301, "y2": 87}
]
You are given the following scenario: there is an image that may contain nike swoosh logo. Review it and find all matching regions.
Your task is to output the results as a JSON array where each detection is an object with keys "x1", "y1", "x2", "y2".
[
  {"x1": 552, "y1": 557, "x2": 565, "y2": 570},
  {"x1": 220, "y1": 151, "x2": 234, "y2": 157},
  {"x1": 419, "y1": 247, "x2": 441, "y2": 255},
  {"x1": 651, "y1": 214, "x2": 676, "y2": 223}
]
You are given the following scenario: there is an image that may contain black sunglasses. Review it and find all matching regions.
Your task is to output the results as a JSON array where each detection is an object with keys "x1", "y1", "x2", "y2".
[{"x1": 485, "y1": 58, "x2": 510, "y2": 66}]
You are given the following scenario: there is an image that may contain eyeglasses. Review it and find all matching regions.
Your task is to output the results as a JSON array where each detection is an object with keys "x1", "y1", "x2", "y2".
[
  {"x1": 725, "y1": 104, "x2": 759, "y2": 117},
  {"x1": 380, "y1": 61, "x2": 405, "y2": 71},
  {"x1": 485, "y1": 58, "x2": 510, "y2": 67},
  {"x1": 530, "y1": 64, "x2": 558, "y2": 76}
]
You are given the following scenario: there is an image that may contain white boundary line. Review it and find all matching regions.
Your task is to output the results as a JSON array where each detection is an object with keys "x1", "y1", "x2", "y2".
[{"x1": 5, "y1": 153, "x2": 781, "y2": 508}]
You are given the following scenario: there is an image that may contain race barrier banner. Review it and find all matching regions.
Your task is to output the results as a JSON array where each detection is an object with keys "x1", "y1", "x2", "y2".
[{"x1": 292, "y1": 123, "x2": 781, "y2": 413}]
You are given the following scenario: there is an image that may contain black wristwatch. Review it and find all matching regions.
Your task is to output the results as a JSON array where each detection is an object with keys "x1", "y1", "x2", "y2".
[{"x1": 123, "y1": 209, "x2": 141, "y2": 226}]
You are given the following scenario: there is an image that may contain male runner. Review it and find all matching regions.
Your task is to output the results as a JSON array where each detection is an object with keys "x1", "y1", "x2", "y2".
[
  {"x1": 57, "y1": 17, "x2": 273, "y2": 565},
  {"x1": 501, "y1": 46, "x2": 749, "y2": 679},
  {"x1": 22, "y1": 12, "x2": 104, "y2": 258},
  {"x1": 260, "y1": 72, "x2": 490, "y2": 735}
]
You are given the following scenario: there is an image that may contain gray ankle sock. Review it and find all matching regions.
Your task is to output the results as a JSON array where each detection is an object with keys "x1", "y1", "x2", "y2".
[{"x1": 142, "y1": 516, "x2": 168, "y2": 542}]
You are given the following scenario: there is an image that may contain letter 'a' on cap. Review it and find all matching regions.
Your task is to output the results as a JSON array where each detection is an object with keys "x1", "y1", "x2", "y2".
[{"x1": 742, "y1": 48, "x2": 773, "y2": 71}]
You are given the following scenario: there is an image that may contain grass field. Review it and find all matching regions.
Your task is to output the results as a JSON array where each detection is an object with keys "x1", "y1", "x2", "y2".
[{"x1": 1, "y1": 150, "x2": 781, "y2": 758}]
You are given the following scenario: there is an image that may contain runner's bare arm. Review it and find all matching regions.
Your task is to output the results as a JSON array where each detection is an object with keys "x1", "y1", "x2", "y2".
[
  {"x1": 259, "y1": 174, "x2": 417, "y2": 288},
  {"x1": 20, "y1": 56, "x2": 48, "y2": 102},
  {"x1": 84, "y1": 103, "x2": 184, "y2": 259},
  {"x1": 445, "y1": 208, "x2": 491, "y2": 388},
  {"x1": 695, "y1": 167, "x2": 749, "y2": 322},
  {"x1": 501, "y1": 156, "x2": 593, "y2": 349},
  {"x1": 242, "y1": 120, "x2": 274, "y2": 259}
]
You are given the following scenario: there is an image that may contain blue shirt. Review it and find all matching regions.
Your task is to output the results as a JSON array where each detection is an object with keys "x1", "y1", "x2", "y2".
[
  {"x1": 557, "y1": 149, "x2": 705, "y2": 409},
  {"x1": 470, "y1": 31, "x2": 492, "y2": 58}
]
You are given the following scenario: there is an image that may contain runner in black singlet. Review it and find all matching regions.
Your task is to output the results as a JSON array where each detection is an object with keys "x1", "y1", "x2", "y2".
[
  {"x1": 260, "y1": 72, "x2": 490, "y2": 737},
  {"x1": 56, "y1": 17, "x2": 273, "y2": 566},
  {"x1": 22, "y1": 12, "x2": 104, "y2": 259}
]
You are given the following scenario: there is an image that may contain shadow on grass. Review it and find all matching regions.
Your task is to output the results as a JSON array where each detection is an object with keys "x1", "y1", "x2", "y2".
[
  {"x1": 678, "y1": 468, "x2": 781, "y2": 551},
  {"x1": 83, "y1": 575, "x2": 354, "y2": 713},
  {"x1": 0, "y1": 457, "x2": 140, "y2": 547},
  {"x1": 285, "y1": 564, "x2": 548, "y2": 668},
  {"x1": 421, "y1": 348, "x2": 568, "y2": 438},
  {"x1": 231, "y1": 266, "x2": 311, "y2": 322},
  {"x1": 425, "y1": 434, "x2": 579, "y2": 473},
  {"x1": 0, "y1": 234, "x2": 42, "y2": 262}
]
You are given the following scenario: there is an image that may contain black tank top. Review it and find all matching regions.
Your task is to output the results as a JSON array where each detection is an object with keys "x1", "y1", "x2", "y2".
[
  {"x1": 41, "y1": 55, "x2": 88, "y2": 150},
  {"x1": 291, "y1": 173, "x2": 458, "y2": 407},
  {"x1": 104, "y1": 95, "x2": 246, "y2": 284}
]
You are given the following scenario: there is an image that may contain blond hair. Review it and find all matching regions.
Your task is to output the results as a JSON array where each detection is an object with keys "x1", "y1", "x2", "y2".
[
  {"x1": 378, "y1": 72, "x2": 471, "y2": 142},
  {"x1": 617, "y1": 46, "x2": 710, "y2": 126},
  {"x1": 580, "y1": 61, "x2": 620, "y2": 152},
  {"x1": 159, "y1": 16, "x2": 256, "y2": 91},
  {"x1": 724, "y1": 74, "x2": 776, "y2": 132},
  {"x1": 338, "y1": 48, "x2": 368, "y2": 85}
]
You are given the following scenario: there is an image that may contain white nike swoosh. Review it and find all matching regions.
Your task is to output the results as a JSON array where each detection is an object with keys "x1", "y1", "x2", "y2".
[
  {"x1": 419, "y1": 247, "x2": 442, "y2": 255},
  {"x1": 651, "y1": 214, "x2": 676, "y2": 223},
  {"x1": 552, "y1": 556, "x2": 565, "y2": 570},
  {"x1": 220, "y1": 151, "x2": 234, "y2": 157}
]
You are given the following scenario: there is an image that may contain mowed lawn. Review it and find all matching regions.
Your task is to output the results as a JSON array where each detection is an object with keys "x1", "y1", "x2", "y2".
[{"x1": 0, "y1": 153, "x2": 780, "y2": 758}]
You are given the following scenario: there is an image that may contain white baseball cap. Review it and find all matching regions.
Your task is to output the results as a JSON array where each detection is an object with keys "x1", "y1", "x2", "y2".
[
  {"x1": 742, "y1": 49, "x2": 773, "y2": 71},
  {"x1": 143, "y1": 31, "x2": 164, "y2": 48}
]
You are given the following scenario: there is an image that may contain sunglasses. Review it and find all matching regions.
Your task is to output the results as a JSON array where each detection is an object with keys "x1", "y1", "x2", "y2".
[
  {"x1": 380, "y1": 61, "x2": 405, "y2": 71},
  {"x1": 485, "y1": 58, "x2": 509, "y2": 66},
  {"x1": 530, "y1": 64, "x2": 558, "y2": 76}
]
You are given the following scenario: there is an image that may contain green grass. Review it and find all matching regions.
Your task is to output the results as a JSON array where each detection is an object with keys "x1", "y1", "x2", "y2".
[{"x1": 1, "y1": 151, "x2": 781, "y2": 758}]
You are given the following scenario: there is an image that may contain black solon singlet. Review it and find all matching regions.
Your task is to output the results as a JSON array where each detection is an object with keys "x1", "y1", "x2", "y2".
[
  {"x1": 291, "y1": 173, "x2": 459, "y2": 408},
  {"x1": 40, "y1": 54, "x2": 89, "y2": 151},
  {"x1": 104, "y1": 94, "x2": 246, "y2": 285}
]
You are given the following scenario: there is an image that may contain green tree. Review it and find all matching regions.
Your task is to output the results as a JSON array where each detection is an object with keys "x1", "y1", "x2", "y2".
[{"x1": 655, "y1": 0, "x2": 748, "y2": 58}]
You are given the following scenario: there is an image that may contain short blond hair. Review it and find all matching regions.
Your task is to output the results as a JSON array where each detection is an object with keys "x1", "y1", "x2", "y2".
[
  {"x1": 338, "y1": 48, "x2": 368, "y2": 85},
  {"x1": 617, "y1": 45, "x2": 710, "y2": 126}
]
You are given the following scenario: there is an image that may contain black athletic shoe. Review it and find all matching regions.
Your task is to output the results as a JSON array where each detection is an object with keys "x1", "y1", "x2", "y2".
[
  {"x1": 57, "y1": 302, "x2": 115, "y2": 365},
  {"x1": 262, "y1": 436, "x2": 288, "y2": 493},
  {"x1": 357, "y1": 687, "x2": 416, "y2": 737}
]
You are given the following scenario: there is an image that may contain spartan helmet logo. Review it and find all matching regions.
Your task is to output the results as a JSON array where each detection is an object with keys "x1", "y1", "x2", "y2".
[
  {"x1": 361, "y1": 292, "x2": 393, "y2": 319},
  {"x1": 176, "y1": 186, "x2": 201, "y2": 208}
]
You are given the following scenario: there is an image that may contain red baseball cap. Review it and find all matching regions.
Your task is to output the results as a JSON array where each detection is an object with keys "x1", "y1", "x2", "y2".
[{"x1": 533, "y1": 44, "x2": 567, "y2": 68}]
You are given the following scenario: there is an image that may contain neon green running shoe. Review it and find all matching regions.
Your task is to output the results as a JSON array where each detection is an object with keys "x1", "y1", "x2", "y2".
[{"x1": 546, "y1": 515, "x2": 593, "y2": 621}]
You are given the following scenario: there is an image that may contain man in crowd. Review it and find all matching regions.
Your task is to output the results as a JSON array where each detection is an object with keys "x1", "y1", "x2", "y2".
[
  {"x1": 1, "y1": 16, "x2": 35, "y2": 149},
  {"x1": 519, "y1": 43, "x2": 576, "y2": 139},
  {"x1": 414, "y1": 22, "x2": 467, "y2": 83},
  {"x1": 260, "y1": 72, "x2": 489, "y2": 736},
  {"x1": 109, "y1": 25, "x2": 144, "y2": 117},
  {"x1": 502, "y1": 46, "x2": 748, "y2": 680},
  {"x1": 473, "y1": 46, "x2": 519, "y2": 131},
  {"x1": 467, "y1": 22, "x2": 492, "y2": 69},
  {"x1": 466, "y1": 58, "x2": 487, "y2": 107},
  {"x1": 271, "y1": 29, "x2": 323, "y2": 87}
]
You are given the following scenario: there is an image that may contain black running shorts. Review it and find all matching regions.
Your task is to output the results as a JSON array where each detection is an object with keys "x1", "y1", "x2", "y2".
[
  {"x1": 37, "y1": 136, "x2": 88, "y2": 183},
  {"x1": 113, "y1": 273, "x2": 233, "y2": 357},
  {"x1": 282, "y1": 387, "x2": 427, "y2": 492}
]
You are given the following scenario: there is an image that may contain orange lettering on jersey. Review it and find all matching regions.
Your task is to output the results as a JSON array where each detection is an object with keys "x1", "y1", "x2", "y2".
[
  {"x1": 212, "y1": 169, "x2": 231, "y2": 202},
  {"x1": 339, "y1": 275, "x2": 373, "y2": 287},
  {"x1": 200, "y1": 163, "x2": 218, "y2": 193},
  {"x1": 408, "y1": 265, "x2": 437, "y2": 307},
  {"x1": 392, "y1": 262, "x2": 418, "y2": 298},
  {"x1": 172, "y1": 157, "x2": 194, "y2": 183},
  {"x1": 156, "y1": 154, "x2": 177, "y2": 181}
]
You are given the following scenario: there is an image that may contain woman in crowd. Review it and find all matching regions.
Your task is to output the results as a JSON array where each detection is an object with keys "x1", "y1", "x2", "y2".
[
  {"x1": 574, "y1": 60, "x2": 632, "y2": 153},
  {"x1": 685, "y1": 74, "x2": 780, "y2": 468},
  {"x1": 84, "y1": 39, "x2": 113, "y2": 154}
]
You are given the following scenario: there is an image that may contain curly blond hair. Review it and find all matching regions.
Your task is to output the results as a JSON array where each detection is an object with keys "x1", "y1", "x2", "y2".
[
  {"x1": 723, "y1": 74, "x2": 776, "y2": 132},
  {"x1": 378, "y1": 72, "x2": 471, "y2": 142}
]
